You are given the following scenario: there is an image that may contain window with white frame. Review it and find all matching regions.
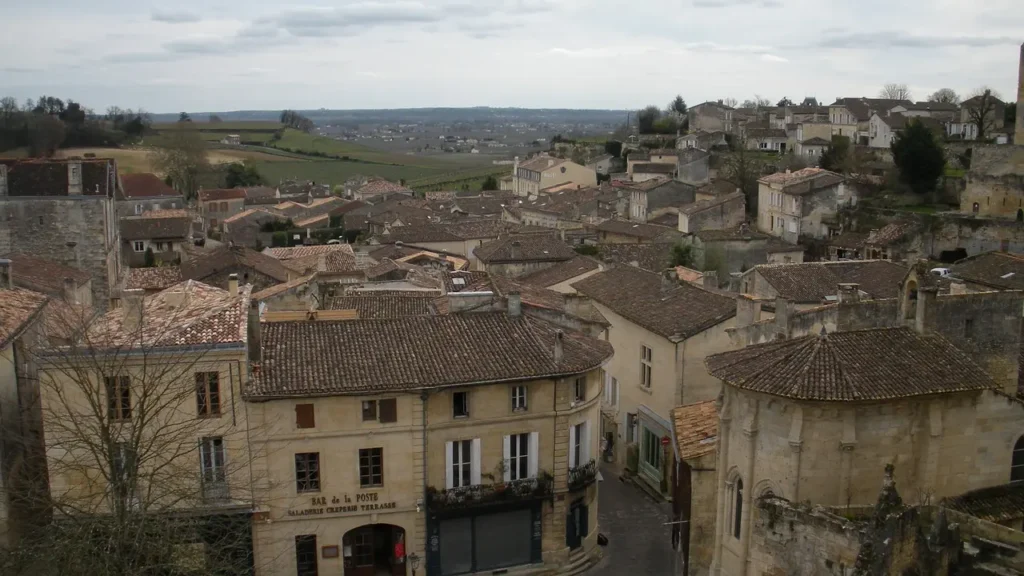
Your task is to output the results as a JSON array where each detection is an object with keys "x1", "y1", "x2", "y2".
[
  {"x1": 446, "y1": 439, "x2": 479, "y2": 488},
  {"x1": 132, "y1": 241, "x2": 145, "y2": 252},
  {"x1": 504, "y1": 432, "x2": 537, "y2": 481},
  {"x1": 569, "y1": 421, "x2": 590, "y2": 469},
  {"x1": 200, "y1": 437, "x2": 226, "y2": 484},
  {"x1": 603, "y1": 375, "x2": 619, "y2": 408},
  {"x1": 573, "y1": 377, "x2": 585, "y2": 403},
  {"x1": 640, "y1": 345, "x2": 653, "y2": 389},
  {"x1": 134, "y1": 204, "x2": 143, "y2": 215},
  {"x1": 511, "y1": 385, "x2": 527, "y2": 412}
]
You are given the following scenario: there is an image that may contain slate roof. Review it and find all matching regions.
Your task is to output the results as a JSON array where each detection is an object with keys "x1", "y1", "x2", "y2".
[
  {"x1": 474, "y1": 234, "x2": 576, "y2": 264},
  {"x1": 572, "y1": 266, "x2": 735, "y2": 341},
  {"x1": 705, "y1": 327, "x2": 997, "y2": 402},
  {"x1": 181, "y1": 246, "x2": 292, "y2": 283},
  {"x1": 248, "y1": 313, "x2": 614, "y2": 398},
  {"x1": 758, "y1": 168, "x2": 845, "y2": 194},
  {"x1": 596, "y1": 219, "x2": 677, "y2": 240},
  {"x1": 86, "y1": 281, "x2": 250, "y2": 349},
  {"x1": 632, "y1": 163, "x2": 677, "y2": 174},
  {"x1": 596, "y1": 243, "x2": 672, "y2": 272},
  {"x1": 0, "y1": 288, "x2": 48, "y2": 349},
  {"x1": 328, "y1": 293, "x2": 437, "y2": 319},
  {"x1": 519, "y1": 256, "x2": 600, "y2": 288},
  {"x1": 951, "y1": 252, "x2": 1024, "y2": 290},
  {"x1": 120, "y1": 215, "x2": 191, "y2": 241},
  {"x1": 199, "y1": 188, "x2": 247, "y2": 202},
  {"x1": 753, "y1": 260, "x2": 907, "y2": 303},
  {"x1": 119, "y1": 173, "x2": 179, "y2": 199},
  {"x1": 6, "y1": 255, "x2": 91, "y2": 296},
  {"x1": 671, "y1": 401, "x2": 718, "y2": 461},
  {"x1": 942, "y1": 482, "x2": 1024, "y2": 524},
  {"x1": 125, "y1": 266, "x2": 184, "y2": 291}
]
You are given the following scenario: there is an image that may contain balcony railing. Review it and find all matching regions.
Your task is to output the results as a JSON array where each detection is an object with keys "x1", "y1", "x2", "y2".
[
  {"x1": 427, "y1": 472, "x2": 553, "y2": 512},
  {"x1": 568, "y1": 459, "x2": 598, "y2": 491}
]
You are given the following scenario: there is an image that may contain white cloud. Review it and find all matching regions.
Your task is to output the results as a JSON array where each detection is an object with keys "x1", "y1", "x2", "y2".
[{"x1": 152, "y1": 10, "x2": 201, "y2": 24}]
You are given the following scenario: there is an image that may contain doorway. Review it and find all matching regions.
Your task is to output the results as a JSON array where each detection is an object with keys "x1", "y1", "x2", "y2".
[
  {"x1": 343, "y1": 525, "x2": 406, "y2": 576},
  {"x1": 565, "y1": 498, "x2": 588, "y2": 550},
  {"x1": 1016, "y1": 209, "x2": 1022, "y2": 222}
]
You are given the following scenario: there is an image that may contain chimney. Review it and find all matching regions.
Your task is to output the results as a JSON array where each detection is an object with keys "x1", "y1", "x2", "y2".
[
  {"x1": 915, "y1": 287, "x2": 937, "y2": 334},
  {"x1": 728, "y1": 272, "x2": 743, "y2": 293},
  {"x1": 228, "y1": 273, "x2": 239, "y2": 297},
  {"x1": 661, "y1": 269, "x2": 679, "y2": 291},
  {"x1": 123, "y1": 289, "x2": 145, "y2": 332},
  {"x1": 702, "y1": 270, "x2": 718, "y2": 289},
  {"x1": 735, "y1": 295, "x2": 761, "y2": 328},
  {"x1": 837, "y1": 283, "x2": 860, "y2": 304},
  {"x1": 67, "y1": 162, "x2": 82, "y2": 195},
  {"x1": 507, "y1": 291, "x2": 522, "y2": 317},
  {"x1": 554, "y1": 330, "x2": 564, "y2": 364},
  {"x1": 448, "y1": 291, "x2": 495, "y2": 313},
  {"x1": 774, "y1": 297, "x2": 793, "y2": 339},
  {"x1": 63, "y1": 277, "x2": 78, "y2": 304},
  {"x1": 0, "y1": 258, "x2": 11, "y2": 290},
  {"x1": 248, "y1": 300, "x2": 262, "y2": 363}
]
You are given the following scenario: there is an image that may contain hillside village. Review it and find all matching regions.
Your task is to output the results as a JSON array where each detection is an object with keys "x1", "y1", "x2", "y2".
[{"x1": 0, "y1": 40, "x2": 1024, "y2": 576}]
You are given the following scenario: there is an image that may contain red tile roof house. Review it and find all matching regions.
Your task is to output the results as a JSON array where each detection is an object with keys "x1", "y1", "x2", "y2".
[
  {"x1": 116, "y1": 173, "x2": 184, "y2": 218},
  {"x1": 198, "y1": 188, "x2": 247, "y2": 232},
  {"x1": 120, "y1": 210, "x2": 193, "y2": 267}
]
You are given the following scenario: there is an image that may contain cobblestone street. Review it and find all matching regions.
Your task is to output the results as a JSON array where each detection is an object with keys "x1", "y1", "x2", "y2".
[{"x1": 587, "y1": 467, "x2": 676, "y2": 575}]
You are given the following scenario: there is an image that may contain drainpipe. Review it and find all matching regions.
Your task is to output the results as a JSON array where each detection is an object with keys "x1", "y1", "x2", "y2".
[{"x1": 420, "y1": 390, "x2": 429, "y2": 565}]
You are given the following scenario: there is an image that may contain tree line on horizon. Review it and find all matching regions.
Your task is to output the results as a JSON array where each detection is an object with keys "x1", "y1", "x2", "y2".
[{"x1": 0, "y1": 95, "x2": 154, "y2": 156}]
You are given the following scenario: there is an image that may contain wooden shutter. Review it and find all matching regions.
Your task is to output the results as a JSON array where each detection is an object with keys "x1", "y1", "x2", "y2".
[
  {"x1": 582, "y1": 421, "x2": 591, "y2": 463},
  {"x1": 569, "y1": 425, "x2": 577, "y2": 469},
  {"x1": 470, "y1": 438, "x2": 481, "y2": 485},
  {"x1": 295, "y1": 404, "x2": 315, "y2": 429},
  {"x1": 378, "y1": 398, "x2": 397, "y2": 423},
  {"x1": 445, "y1": 442, "x2": 454, "y2": 489},
  {"x1": 502, "y1": 435, "x2": 511, "y2": 482},
  {"x1": 528, "y1": 432, "x2": 539, "y2": 479}
]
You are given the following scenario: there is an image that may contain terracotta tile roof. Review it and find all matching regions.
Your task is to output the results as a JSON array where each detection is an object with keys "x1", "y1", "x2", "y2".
[
  {"x1": 295, "y1": 214, "x2": 329, "y2": 228},
  {"x1": 264, "y1": 244, "x2": 354, "y2": 260},
  {"x1": 0, "y1": 288, "x2": 48, "y2": 348},
  {"x1": 281, "y1": 250, "x2": 359, "y2": 276},
  {"x1": 632, "y1": 163, "x2": 676, "y2": 175},
  {"x1": 649, "y1": 213, "x2": 680, "y2": 227},
  {"x1": 248, "y1": 313, "x2": 614, "y2": 398},
  {"x1": 519, "y1": 156, "x2": 567, "y2": 172},
  {"x1": 252, "y1": 274, "x2": 314, "y2": 301},
  {"x1": 364, "y1": 258, "x2": 418, "y2": 280},
  {"x1": 377, "y1": 224, "x2": 463, "y2": 243},
  {"x1": 877, "y1": 112, "x2": 908, "y2": 129},
  {"x1": 242, "y1": 186, "x2": 278, "y2": 201},
  {"x1": 705, "y1": 327, "x2": 996, "y2": 401},
  {"x1": 369, "y1": 244, "x2": 421, "y2": 262},
  {"x1": 474, "y1": 234, "x2": 576, "y2": 264},
  {"x1": 327, "y1": 293, "x2": 437, "y2": 319},
  {"x1": 866, "y1": 222, "x2": 916, "y2": 246},
  {"x1": 679, "y1": 191, "x2": 745, "y2": 215},
  {"x1": 446, "y1": 219, "x2": 523, "y2": 240},
  {"x1": 671, "y1": 401, "x2": 718, "y2": 460},
  {"x1": 125, "y1": 266, "x2": 184, "y2": 291},
  {"x1": 139, "y1": 208, "x2": 190, "y2": 219},
  {"x1": 753, "y1": 260, "x2": 907, "y2": 303},
  {"x1": 85, "y1": 280, "x2": 250, "y2": 349},
  {"x1": 443, "y1": 270, "x2": 489, "y2": 292},
  {"x1": 951, "y1": 252, "x2": 1024, "y2": 290},
  {"x1": 6, "y1": 255, "x2": 90, "y2": 296},
  {"x1": 181, "y1": 246, "x2": 292, "y2": 283},
  {"x1": 455, "y1": 273, "x2": 608, "y2": 326},
  {"x1": 572, "y1": 266, "x2": 735, "y2": 341},
  {"x1": 746, "y1": 127, "x2": 788, "y2": 139},
  {"x1": 356, "y1": 178, "x2": 413, "y2": 197},
  {"x1": 119, "y1": 173, "x2": 179, "y2": 199},
  {"x1": 801, "y1": 137, "x2": 832, "y2": 146},
  {"x1": 694, "y1": 225, "x2": 767, "y2": 242},
  {"x1": 765, "y1": 241, "x2": 805, "y2": 254},
  {"x1": 519, "y1": 256, "x2": 600, "y2": 288},
  {"x1": 829, "y1": 231, "x2": 869, "y2": 250},
  {"x1": 595, "y1": 219, "x2": 677, "y2": 240},
  {"x1": 596, "y1": 243, "x2": 672, "y2": 272},
  {"x1": 942, "y1": 482, "x2": 1024, "y2": 524},
  {"x1": 758, "y1": 168, "x2": 844, "y2": 194},
  {"x1": 119, "y1": 215, "x2": 191, "y2": 241},
  {"x1": 199, "y1": 188, "x2": 247, "y2": 202}
]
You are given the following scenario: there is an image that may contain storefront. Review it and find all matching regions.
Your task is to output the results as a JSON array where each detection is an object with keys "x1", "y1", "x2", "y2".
[
  {"x1": 425, "y1": 481, "x2": 550, "y2": 575},
  {"x1": 342, "y1": 524, "x2": 406, "y2": 576},
  {"x1": 637, "y1": 405, "x2": 673, "y2": 495}
]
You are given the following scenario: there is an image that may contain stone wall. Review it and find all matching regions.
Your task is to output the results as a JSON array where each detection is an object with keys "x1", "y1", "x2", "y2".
[
  {"x1": 681, "y1": 195, "x2": 746, "y2": 234},
  {"x1": 841, "y1": 206, "x2": 1024, "y2": 258},
  {"x1": 0, "y1": 196, "x2": 119, "y2": 310},
  {"x1": 748, "y1": 497, "x2": 862, "y2": 576}
]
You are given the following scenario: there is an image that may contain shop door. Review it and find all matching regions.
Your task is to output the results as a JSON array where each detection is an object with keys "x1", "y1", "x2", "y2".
[
  {"x1": 566, "y1": 499, "x2": 587, "y2": 550},
  {"x1": 343, "y1": 525, "x2": 405, "y2": 576}
]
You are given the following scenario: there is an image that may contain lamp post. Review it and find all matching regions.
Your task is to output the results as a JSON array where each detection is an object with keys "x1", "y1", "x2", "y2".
[{"x1": 408, "y1": 552, "x2": 421, "y2": 576}]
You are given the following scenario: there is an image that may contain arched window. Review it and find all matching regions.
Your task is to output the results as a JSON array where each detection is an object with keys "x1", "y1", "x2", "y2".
[
  {"x1": 733, "y1": 478, "x2": 743, "y2": 539},
  {"x1": 1012, "y1": 437, "x2": 1024, "y2": 483}
]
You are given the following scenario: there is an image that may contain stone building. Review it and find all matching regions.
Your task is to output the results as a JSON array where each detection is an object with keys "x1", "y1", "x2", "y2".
[
  {"x1": 6, "y1": 254, "x2": 93, "y2": 308},
  {"x1": 626, "y1": 179, "x2": 695, "y2": 224},
  {"x1": 510, "y1": 156, "x2": 597, "y2": 197},
  {"x1": 0, "y1": 158, "x2": 122, "y2": 310},
  {"x1": 594, "y1": 219, "x2": 681, "y2": 244},
  {"x1": 678, "y1": 192, "x2": 745, "y2": 234},
  {"x1": 198, "y1": 188, "x2": 247, "y2": 231},
  {"x1": 677, "y1": 149, "x2": 711, "y2": 186},
  {"x1": 571, "y1": 266, "x2": 736, "y2": 496},
  {"x1": 180, "y1": 245, "x2": 294, "y2": 292},
  {"x1": 701, "y1": 283, "x2": 1024, "y2": 576},
  {"x1": 119, "y1": 210, "x2": 192, "y2": 267},
  {"x1": 671, "y1": 400, "x2": 719, "y2": 576},
  {"x1": 473, "y1": 234, "x2": 576, "y2": 277},
  {"x1": 246, "y1": 309, "x2": 612, "y2": 576},
  {"x1": 116, "y1": 173, "x2": 183, "y2": 218},
  {"x1": 735, "y1": 260, "x2": 907, "y2": 309},
  {"x1": 681, "y1": 224, "x2": 804, "y2": 285},
  {"x1": 757, "y1": 168, "x2": 851, "y2": 242}
]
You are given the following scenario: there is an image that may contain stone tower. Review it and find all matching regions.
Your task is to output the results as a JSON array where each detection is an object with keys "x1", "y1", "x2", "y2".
[{"x1": 1017, "y1": 42, "x2": 1024, "y2": 145}]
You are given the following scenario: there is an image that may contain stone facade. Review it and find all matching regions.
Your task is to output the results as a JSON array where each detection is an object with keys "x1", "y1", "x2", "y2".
[
  {"x1": 678, "y1": 193, "x2": 746, "y2": 234},
  {"x1": 1017, "y1": 42, "x2": 1024, "y2": 146}
]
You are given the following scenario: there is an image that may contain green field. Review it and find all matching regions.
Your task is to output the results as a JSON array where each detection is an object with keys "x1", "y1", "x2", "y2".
[
  {"x1": 152, "y1": 121, "x2": 284, "y2": 132},
  {"x1": 252, "y1": 160, "x2": 442, "y2": 186},
  {"x1": 269, "y1": 129, "x2": 449, "y2": 168}
]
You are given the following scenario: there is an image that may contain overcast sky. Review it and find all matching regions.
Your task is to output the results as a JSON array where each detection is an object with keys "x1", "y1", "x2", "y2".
[{"x1": 1, "y1": 0, "x2": 1021, "y2": 113}]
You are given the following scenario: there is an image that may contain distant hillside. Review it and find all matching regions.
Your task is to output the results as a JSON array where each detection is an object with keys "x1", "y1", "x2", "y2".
[{"x1": 149, "y1": 107, "x2": 631, "y2": 126}]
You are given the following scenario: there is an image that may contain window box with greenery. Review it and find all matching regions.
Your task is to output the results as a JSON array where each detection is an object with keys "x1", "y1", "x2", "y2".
[
  {"x1": 568, "y1": 459, "x2": 598, "y2": 491},
  {"x1": 426, "y1": 471, "x2": 553, "y2": 513}
]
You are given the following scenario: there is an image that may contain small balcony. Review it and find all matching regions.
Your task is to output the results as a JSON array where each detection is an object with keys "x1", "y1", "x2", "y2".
[
  {"x1": 427, "y1": 472, "x2": 553, "y2": 513},
  {"x1": 568, "y1": 459, "x2": 598, "y2": 491}
]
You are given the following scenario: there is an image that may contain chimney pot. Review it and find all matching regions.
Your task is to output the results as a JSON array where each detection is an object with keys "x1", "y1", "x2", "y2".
[
  {"x1": 0, "y1": 258, "x2": 12, "y2": 290},
  {"x1": 123, "y1": 288, "x2": 145, "y2": 332},
  {"x1": 228, "y1": 273, "x2": 239, "y2": 297},
  {"x1": 837, "y1": 283, "x2": 860, "y2": 304}
]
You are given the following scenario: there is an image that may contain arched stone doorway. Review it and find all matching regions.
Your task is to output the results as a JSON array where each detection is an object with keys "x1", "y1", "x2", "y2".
[{"x1": 342, "y1": 524, "x2": 406, "y2": 576}]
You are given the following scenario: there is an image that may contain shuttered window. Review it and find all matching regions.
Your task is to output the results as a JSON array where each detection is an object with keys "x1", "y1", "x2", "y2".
[
  {"x1": 295, "y1": 404, "x2": 315, "y2": 429},
  {"x1": 378, "y1": 398, "x2": 397, "y2": 423}
]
